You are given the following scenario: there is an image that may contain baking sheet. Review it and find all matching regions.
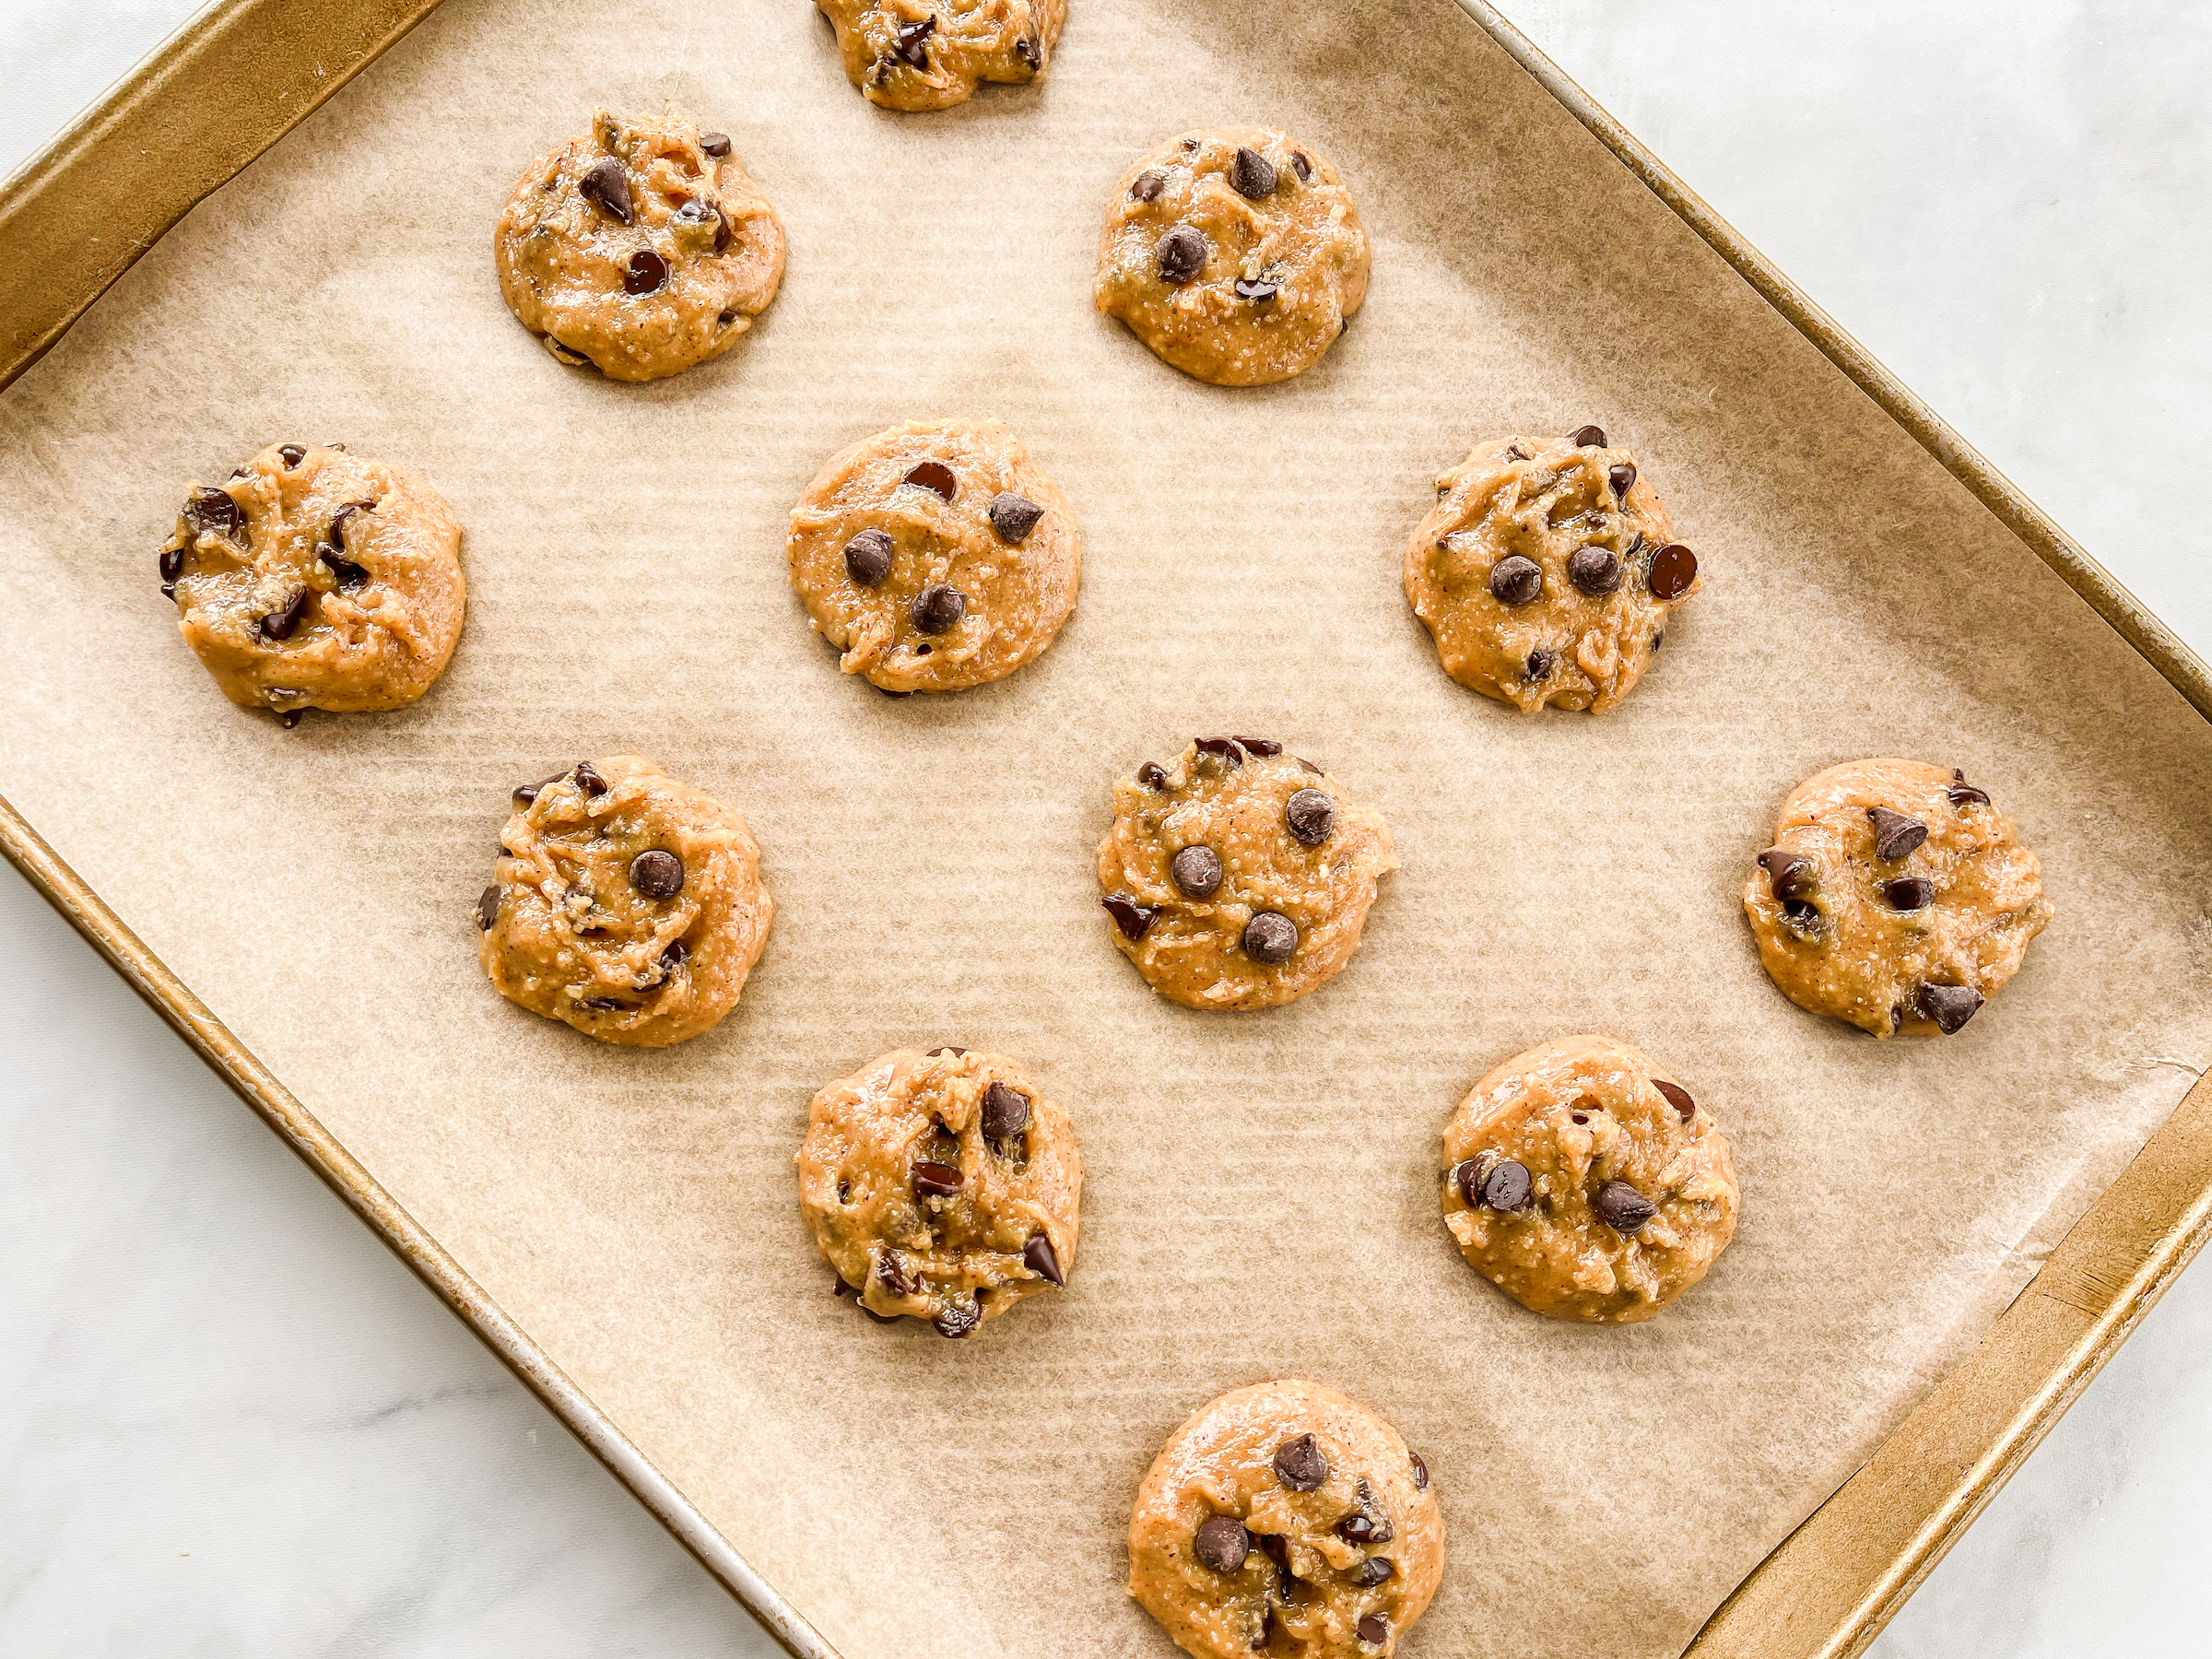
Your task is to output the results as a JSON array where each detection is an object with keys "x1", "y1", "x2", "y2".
[{"x1": 2, "y1": 0, "x2": 2208, "y2": 1654}]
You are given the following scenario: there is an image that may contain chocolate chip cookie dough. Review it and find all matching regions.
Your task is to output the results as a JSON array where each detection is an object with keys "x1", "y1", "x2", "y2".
[
  {"x1": 1746, "y1": 758, "x2": 2053, "y2": 1038},
  {"x1": 817, "y1": 0, "x2": 1065, "y2": 112},
  {"x1": 1404, "y1": 428, "x2": 1700, "y2": 713},
  {"x1": 493, "y1": 107, "x2": 785, "y2": 382},
  {"x1": 1095, "y1": 127, "x2": 1370, "y2": 386},
  {"x1": 1097, "y1": 738, "x2": 1394, "y2": 1012},
  {"x1": 159, "y1": 441, "x2": 465, "y2": 723},
  {"x1": 797, "y1": 1047, "x2": 1080, "y2": 1336},
  {"x1": 1128, "y1": 1379, "x2": 1444, "y2": 1659},
  {"x1": 1440, "y1": 1034, "x2": 1738, "y2": 1324},
  {"x1": 477, "y1": 757, "x2": 772, "y2": 1047},
  {"x1": 787, "y1": 418, "x2": 1080, "y2": 693}
]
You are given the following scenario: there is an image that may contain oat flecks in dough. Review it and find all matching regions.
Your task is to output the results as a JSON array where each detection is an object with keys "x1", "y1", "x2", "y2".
[
  {"x1": 817, "y1": 0, "x2": 1065, "y2": 112},
  {"x1": 1096, "y1": 738, "x2": 1395, "y2": 1012},
  {"x1": 786, "y1": 417, "x2": 1081, "y2": 693},
  {"x1": 1440, "y1": 1034, "x2": 1739, "y2": 1324},
  {"x1": 160, "y1": 441, "x2": 465, "y2": 720},
  {"x1": 1094, "y1": 127, "x2": 1371, "y2": 386},
  {"x1": 796, "y1": 1048, "x2": 1082, "y2": 1336},
  {"x1": 1744, "y1": 757, "x2": 2053, "y2": 1038},
  {"x1": 478, "y1": 756, "x2": 772, "y2": 1048},
  {"x1": 1127, "y1": 1379, "x2": 1445, "y2": 1659},
  {"x1": 1404, "y1": 429, "x2": 1700, "y2": 712},
  {"x1": 493, "y1": 107, "x2": 786, "y2": 382}
]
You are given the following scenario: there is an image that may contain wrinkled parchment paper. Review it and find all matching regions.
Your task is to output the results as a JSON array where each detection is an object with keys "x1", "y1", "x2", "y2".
[{"x1": 3, "y1": 1, "x2": 2208, "y2": 1653}]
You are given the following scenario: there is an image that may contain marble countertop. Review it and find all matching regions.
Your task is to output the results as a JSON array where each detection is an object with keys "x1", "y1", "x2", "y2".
[{"x1": 3, "y1": 3, "x2": 2206, "y2": 1654}]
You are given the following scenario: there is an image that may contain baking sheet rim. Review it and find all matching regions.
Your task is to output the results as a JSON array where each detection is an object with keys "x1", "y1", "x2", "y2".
[{"x1": 2, "y1": 3, "x2": 2208, "y2": 1656}]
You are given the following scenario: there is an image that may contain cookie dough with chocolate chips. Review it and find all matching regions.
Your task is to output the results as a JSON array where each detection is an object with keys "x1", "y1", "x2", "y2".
[
  {"x1": 494, "y1": 107, "x2": 785, "y2": 382},
  {"x1": 159, "y1": 441, "x2": 465, "y2": 723},
  {"x1": 1128, "y1": 1378, "x2": 1444, "y2": 1659},
  {"x1": 797, "y1": 1047, "x2": 1081, "y2": 1336},
  {"x1": 817, "y1": 0, "x2": 1064, "y2": 112},
  {"x1": 477, "y1": 757, "x2": 772, "y2": 1047},
  {"x1": 1095, "y1": 127, "x2": 1370, "y2": 386},
  {"x1": 786, "y1": 418, "x2": 1080, "y2": 693},
  {"x1": 1097, "y1": 738, "x2": 1394, "y2": 1012},
  {"x1": 1746, "y1": 758, "x2": 2053, "y2": 1038},
  {"x1": 1440, "y1": 1034, "x2": 1738, "y2": 1324},
  {"x1": 1404, "y1": 428, "x2": 1700, "y2": 713}
]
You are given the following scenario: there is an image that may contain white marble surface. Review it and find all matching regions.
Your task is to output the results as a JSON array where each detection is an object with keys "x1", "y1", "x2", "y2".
[{"x1": 2, "y1": 3, "x2": 2206, "y2": 1654}]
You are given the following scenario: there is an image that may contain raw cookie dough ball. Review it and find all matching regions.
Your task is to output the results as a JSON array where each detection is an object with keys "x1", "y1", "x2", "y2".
[
  {"x1": 817, "y1": 0, "x2": 1065, "y2": 112},
  {"x1": 477, "y1": 757, "x2": 772, "y2": 1048},
  {"x1": 159, "y1": 441, "x2": 465, "y2": 723},
  {"x1": 786, "y1": 418, "x2": 1081, "y2": 693},
  {"x1": 1097, "y1": 738, "x2": 1395, "y2": 1012},
  {"x1": 1745, "y1": 758, "x2": 2053, "y2": 1038},
  {"x1": 797, "y1": 1047, "x2": 1081, "y2": 1336},
  {"x1": 1094, "y1": 128, "x2": 1370, "y2": 386},
  {"x1": 493, "y1": 107, "x2": 785, "y2": 382},
  {"x1": 1440, "y1": 1034, "x2": 1739, "y2": 1324},
  {"x1": 1404, "y1": 428, "x2": 1700, "y2": 713},
  {"x1": 1127, "y1": 1379, "x2": 1445, "y2": 1659}
]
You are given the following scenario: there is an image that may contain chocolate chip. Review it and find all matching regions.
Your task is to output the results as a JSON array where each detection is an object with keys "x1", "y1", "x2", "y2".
[
  {"x1": 1291, "y1": 150, "x2": 1312, "y2": 183},
  {"x1": 1296, "y1": 758, "x2": 1324, "y2": 776},
  {"x1": 624, "y1": 249, "x2": 669, "y2": 296},
  {"x1": 1570, "y1": 424, "x2": 1606, "y2": 448},
  {"x1": 1918, "y1": 982, "x2": 1983, "y2": 1033},
  {"x1": 1231, "y1": 737, "x2": 1282, "y2": 756},
  {"x1": 988, "y1": 492, "x2": 1045, "y2": 543},
  {"x1": 229, "y1": 466, "x2": 249, "y2": 479},
  {"x1": 1137, "y1": 761, "x2": 1169, "y2": 791},
  {"x1": 1230, "y1": 146, "x2": 1277, "y2": 198},
  {"x1": 834, "y1": 1182, "x2": 851, "y2": 1208},
  {"x1": 1338, "y1": 1513, "x2": 1379, "y2": 1545},
  {"x1": 895, "y1": 14, "x2": 935, "y2": 67},
  {"x1": 933, "y1": 1298, "x2": 979, "y2": 1339},
  {"x1": 257, "y1": 587, "x2": 312, "y2": 641},
  {"x1": 1352, "y1": 1558, "x2": 1394, "y2": 1587},
  {"x1": 1233, "y1": 277, "x2": 1279, "y2": 303},
  {"x1": 1505, "y1": 444, "x2": 1528, "y2": 461},
  {"x1": 1194, "y1": 1513, "x2": 1250, "y2": 1575},
  {"x1": 546, "y1": 338, "x2": 593, "y2": 368},
  {"x1": 573, "y1": 761, "x2": 607, "y2": 795},
  {"x1": 927, "y1": 1046, "x2": 967, "y2": 1056},
  {"x1": 1868, "y1": 806, "x2": 1929, "y2": 862},
  {"x1": 1489, "y1": 555, "x2": 1543, "y2": 605},
  {"x1": 1781, "y1": 898, "x2": 1824, "y2": 937},
  {"x1": 576, "y1": 997, "x2": 631, "y2": 1013},
  {"x1": 1013, "y1": 34, "x2": 1041, "y2": 71},
  {"x1": 1408, "y1": 1452, "x2": 1428, "y2": 1489},
  {"x1": 326, "y1": 500, "x2": 376, "y2": 554},
  {"x1": 1194, "y1": 737, "x2": 1246, "y2": 765},
  {"x1": 1594, "y1": 1180, "x2": 1656, "y2": 1232},
  {"x1": 1759, "y1": 849, "x2": 1816, "y2": 900},
  {"x1": 183, "y1": 486, "x2": 243, "y2": 541},
  {"x1": 843, "y1": 528, "x2": 894, "y2": 586},
  {"x1": 1242, "y1": 912, "x2": 1297, "y2": 964},
  {"x1": 1648, "y1": 543, "x2": 1698, "y2": 600},
  {"x1": 1181, "y1": 136, "x2": 1200, "y2": 152},
  {"x1": 477, "y1": 885, "x2": 500, "y2": 931},
  {"x1": 1568, "y1": 546, "x2": 1622, "y2": 594},
  {"x1": 1357, "y1": 1615, "x2": 1388, "y2": 1647},
  {"x1": 628, "y1": 849, "x2": 683, "y2": 900},
  {"x1": 910, "y1": 583, "x2": 966, "y2": 633},
  {"x1": 1023, "y1": 1233, "x2": 1065, "y2": 1287},
  {"x1": 1653, "y1": 1078, "x2": 1696, "y2": 1122},
  {"x1": 1102, "y1": 892, "x2": 1163, "y2": 939},
  {"x1": 318, "y1": 544, "x2": 368, "y2": 588},
  {"x1": 278, "y1": 443, "x2": 305, "y2": 468},
  {"x1": 1273, "y1": 1433, "x2": 1327, "y2": 1491},
  {"x1": 717, "y1": 308, "x2": 738, "y2": 326},
  {"x1": 158, "y1": 547, "x2": 185, "y2": 593},
  {"x1": 578, "y1": 157, "x2": 632, "y2": 223},
  {"x1": 1947, "y1": 769, "x2": 1992, "y2": 808},
  {"x1": 1171, "y1": 844, "x2": 1224, "y2": 899},
  {"x1": 982, "y1": 1081, "x2": 1031, "y2": 1139},
  {"x1": 913, "y1": 1160, "x2": 963, "y2": 1198},
  {"x1": 513, "y1": 772, "x2": 559, "y2": 807},
  {"x1": 1480, "y1": 1159, "x2": 1533, "y2": 1211},
  {"x1": 700, "y1": 132, "x2": 732, "y2": 158},
  {"x1": 1883, "y1": 876, "x2": 1935, "y2": 911},
  {"x1": 1652, "y1": 631, "x2": 1664, "y2": 649},
  {"x1": 660, "y1": 937, "x2": 688, "y2": 972},
  {"x1": 1608, "y1": 463, "x2": 1637, "y2": 498},
  {"x1": 1131, "y1": 170, "x2": 1165, "y2": 203},
  {"x1": 903, "y1": 460, "x2": 957, "y2": 501},
  {"x1": 1524, "y1": 648, "x2": 1557, "y2": 679},
  {"x1": 1285, "y1": 788, "x2": 1335, "y2": 846},
  {"x1": 876, "y1": 1251, "x2": 916, "y2": 1298},
  {"x1": 1158, "y1": 224, "x2": 1207, "y2": 285}
]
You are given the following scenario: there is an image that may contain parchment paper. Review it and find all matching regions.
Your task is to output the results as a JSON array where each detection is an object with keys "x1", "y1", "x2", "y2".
[{"x1": 3, "y1": 1, "x2": 2208, "y2": 1653}]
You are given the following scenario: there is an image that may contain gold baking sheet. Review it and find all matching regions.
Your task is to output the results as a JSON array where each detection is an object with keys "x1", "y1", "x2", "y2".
[{"x1": 2, "y1": 3, "x2": 2208, "y2": 1657}]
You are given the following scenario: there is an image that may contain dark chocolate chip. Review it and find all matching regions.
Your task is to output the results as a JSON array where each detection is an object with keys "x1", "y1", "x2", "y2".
[
  {"x1": 576, "y1": 997, "x2": 630, "y2": 1012},
  {"x1": 1338, "y1": 1513, "x2": 1379, "y2": 1545},
  {"x1": 717, "y1": 308, "x2": 738, "y2": 326},
  {"x1": 1194, "y1": 737, "x2": 1246, "y2": 765},
  {"x1": 1131, "y1": 170, "x2": 1166, "y2": 203},
  {"x1": 1273, "y1": 1433, "x2": 1327, "y2": 1491},
  {"x1": 904, "y1": 460, "x2": 958, "y2": 501},
  {"x1": 1608, "y1": 462, "x2": 1637, "y2": 498},
  {"x1": 1291, "y1": 150, "x2": 1312, "y2": 182},
  {"x1": 1171, "y1": 844, "x2": 1224, "y2": 899},
  {"x1": 1023, "y1": 1232, "x2": 1065, "y2": 1287},
  {"x1": 1408, "y1": 1452, "x2": 1428, "y2": 1489},
  {"x1": 573, "y1": 761, "x2": 607, "y2": 795},
  {"x1": 1480, "y1": 1159, "x2": 1533, "y2": 1211},
  {"x1": 1652, "y1": 631, "x2": 1663, "y2": 649},
  {"x1": 1013, "y1": 34, "x2": 1040, "y2": 71},
  {"x1": 1868, "y1": 806, "x2": 1929, "y2": 861},
  {"x1": 1181, "y1": 136, "x2": 1200, "y2": 152},
  {"x1": 278, "y1": 710, "x2": 305, "y2": 728},
  {"x1": 1759, "y1": 849, "x2": 1816, "y2": 900},
  {"x1": 1451, "y1": 1158, "x2": 1486, "y2": 1206},
  {"x1": 1352, "y1": 1558, "x2": 1394, "y2": 1587},
  {"x1": 1230, "y1": 146, "x2": 1277, "y2": 198},
  {"x1": 1233, "y1": 277, "x2": 1279, "y2": 303},
  {"x1": 1158, "y1": 224, "x2": 1208, "y2": 285},
  {"x1": 1194, "y1": 1513, "x2": 1250, "y2": 1575},
  {"x1": 982, "y1": 1081, "x2": 1031, "y2": 1140},
  {"x1": 843, "y1": 528, "x2": 894, "y2": 586},
  {"x1": 933, "y1": 1297, "x2": 979, "y2": 1339},
  {"x1": 1242, "y1": 912, "x2": 1297, "y2": 963},
  {"x1": 318, "y1": 544, "x2": 368, "y2": 588},
  {"x1": 257, "y1": 587, "x2": 312, "y2": 641},
  {"x1": 1918, "y1": 982, "x2": 1983, "y2": 1033},
  {"x1": 278, "y1": 443, "x2": 305, "y2": 468},
  {"x1": 895, "y1": 14, "x2": 935, "y2": 67},
  {"x1": 1594, "y1": 1180, "x2": 1657, "y2": 1232},
  {"x1": 1505, "y1": 444, "x2": 1528, "y2": 461},
  {"x1": 1568, "y1": 546, "x2": 1622, "y2": 594},
  {"x1": 328, "y1": 500, "x2": 377, "y2": 552},
  {"x1": 660, "y1": 937, "x2": 689, "y2": 972},
  {"x1": 624, "y1": 249, "x2": 669, "y2": 296},
  {"x1": 1231, "y1": 737, "x2": 1282, "y2": 756},
  {"x1": 1489, "y1": 554, "x2": 1543, "y2": 605},
  {"x1": 183, "y1": 486, "x2": 243, "y2": 541},
  {"x1": 1648, "y1": 542, "x2": 1698, "y2": 600},
  {"x1": 477, "y1": 885, "x2": 500, "y2": 931},
  {"x1": 910, "y1": 583, "x2": 966, "y2": 633},
  {"x1": 876, "y1": 1251, "x2": 916, "y2": 1298},
  {"x1": 1781, "y1": 898, "x2": 1824, "y2": 937},
  {"x1": 159, "y1": 547, "x2": 185, "y2": 592},
  {"x1": 1883, "y1": 876, "x2": 1935, "y2": 911},
  {"x1": 1285, "y1": 788, "x2": 1335, "y2": 846},
  {"x1": 1570, "y1": 424, "x2": 1606, "y2": 448},
  {"x1": 1948, "y1": 769, "x2": 1992, "y2": 808},
  {"x1": 700, "y1": 132, "x2": 732, "y2": 158},
  {"x1": 629, "y1": 849, "x2": 684, "y2": 899},
  {"x1": 1137, "y1": 761, "x2": 1169, "y2": 791},
  {"x1": 1357, "y1": 1615, "x2": 1388, "y2": 1647},
  {"x1": 1102, "y1": 892, "x2": 1162, "y2": 940},
  {"x1": 578, "y1": 157, "x2": 632, "y2": 223},
  {"x1": 1653, "y1": 1078, "x2": 1696, "y2": 1122},
  {"x1": 513, "y1": 772, "x2": 560, "y2": 807},
  {"x1": 988, "y1": 492, "x2": 1045, "y2": 543},
  {"x1": 229, "y1": 466, "x2": 248, "y2": 478},
  {"x1": 913, "y1": 1160, "x2": 963, "y2": 1198},
  {"x1": 927, "y1": 1046, "x2": 968, "y2": 1056},
  {"x1": 1525, "y1": 648, "x2": 1557, "y2": 679}
]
